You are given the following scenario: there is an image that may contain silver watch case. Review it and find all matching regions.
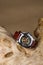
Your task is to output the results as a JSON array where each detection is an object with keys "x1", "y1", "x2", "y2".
[{"x1": 17, "y1": 32, "x2": 35, "y2": 48}]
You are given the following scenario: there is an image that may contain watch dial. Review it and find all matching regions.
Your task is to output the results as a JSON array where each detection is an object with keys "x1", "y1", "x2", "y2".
[{"x1": 20, "y1": 35, "x2": 31, "y2": 48}]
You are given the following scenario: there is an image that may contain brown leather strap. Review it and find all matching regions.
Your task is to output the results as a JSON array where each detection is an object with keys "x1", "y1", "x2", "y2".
[{"x1": 14, "y1": 31, "x2": 21, "y2": 40}]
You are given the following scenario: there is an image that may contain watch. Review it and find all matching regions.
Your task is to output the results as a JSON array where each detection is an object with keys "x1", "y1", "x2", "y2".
[{"x1": 13, "y1": 31, "x2": 37, "y2": 48}]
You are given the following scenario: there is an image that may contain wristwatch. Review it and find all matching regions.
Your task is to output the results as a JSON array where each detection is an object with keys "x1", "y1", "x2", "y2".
[{"x1": 13, "y1": 31, "x2": 37, "y2": 48}]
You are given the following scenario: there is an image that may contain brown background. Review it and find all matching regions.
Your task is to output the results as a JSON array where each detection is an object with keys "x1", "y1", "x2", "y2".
[{"x1": 0, "y1": 0, "x2": 43, "y2": 36}]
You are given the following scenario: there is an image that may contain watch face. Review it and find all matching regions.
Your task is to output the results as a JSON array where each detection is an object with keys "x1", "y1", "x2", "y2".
[{"x1": 19, "y1": 34, "x2": 31, "y2": 48}]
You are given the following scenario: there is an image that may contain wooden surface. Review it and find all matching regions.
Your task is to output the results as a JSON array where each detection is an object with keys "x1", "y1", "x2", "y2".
[{"x1": 0, "y1": 0, "x2": 43, "y2": 36}]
